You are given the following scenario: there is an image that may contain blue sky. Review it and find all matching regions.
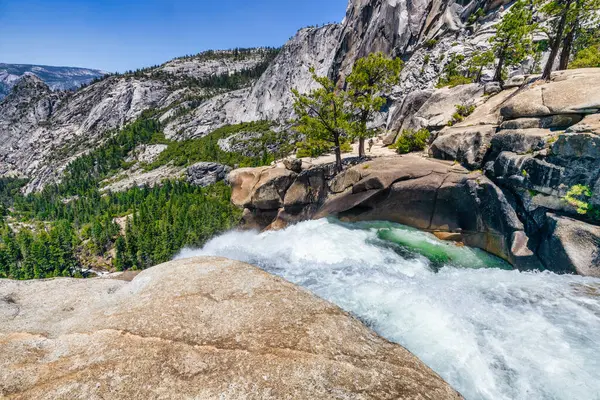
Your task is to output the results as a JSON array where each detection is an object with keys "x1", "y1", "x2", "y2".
[{"x1": 0, "y1": 0, "x2": 348, "y2": 72}]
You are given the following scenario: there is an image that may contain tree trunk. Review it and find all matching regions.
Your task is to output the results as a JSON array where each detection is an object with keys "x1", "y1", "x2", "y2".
[
  {"x1": 357, "y1": 116, "x2": 369, "y2": 158},
  {"x1": 333, "y1": 131, "x2": 343, "y2": 174},
  {"x1": 559, "y1": 6, "x2": 580, "y2": 71},
  {"x1": 358, "y1": 138, "x2": 365, "y2": 158},
  {"x1": 559, "y1": 28, "x2": 575, "y2": 70},
  {"x1": 543, "y1": 0, "x2": 574, "y2": 80},
  {"x1": 494, "y1": 54, "x2": 505, "y2": 84}
]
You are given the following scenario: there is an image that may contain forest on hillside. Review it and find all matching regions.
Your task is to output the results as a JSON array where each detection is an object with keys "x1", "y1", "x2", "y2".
[{"x1": 0, "y1": 114, "x2": 286, "y2": 279}]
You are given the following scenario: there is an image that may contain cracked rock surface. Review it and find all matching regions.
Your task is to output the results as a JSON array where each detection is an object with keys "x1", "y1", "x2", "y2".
[{"x1": 0, "y1": 256, "x2": 462, "y2": 400}]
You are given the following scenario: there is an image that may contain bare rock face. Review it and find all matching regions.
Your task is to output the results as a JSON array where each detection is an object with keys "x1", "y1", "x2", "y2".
[
  {"x1": 242, "y1": 25, "x2": 342, "y2": 122},
  {"x1": 166, "y1": 0, "x2": 516, "y2": 143},
  {"x1": 430, "y1": 125, "x2": 496, "y2": 169},
  {"x1": 0, "y1": 256, "x2": 463, "y2": 400},
  {"x1": 186, "y1": 162, "x2": 232, "y2": 187},
  {"x1": 500, "y1": 69, "x2": 600, "y2": 119},
  {"x1": 538, "y1": 214, "x2": 600, "y2": 277},
  {"x1": 158, "y1": 49, "x2": 269, "y2": 80},
  {"x1": 421, "y1": 69, "x2": 600, "y2": 276},
  {"x1": 416, "y1": 84, "x2": 486, "y2": 129},
  {"x1": 229, "y1": 167, "x2": 297, "y2": 210},
  {"x1": 334, "y1": 0, "x2": 472, "y2": 79},
  {"x1": 0, "y1": 75, "x2": 174, "y2": 193},
  {"x1": 163, "y1": 88, "x2": 250, "y2": 140},
  {"x1": 165, "y1": 25, "x2": 342, "y2": 140}
]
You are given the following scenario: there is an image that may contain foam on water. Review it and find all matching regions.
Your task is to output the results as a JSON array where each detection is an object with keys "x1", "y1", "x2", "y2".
[{"x1": 178, "y1": 219, "x2": 600, "y2": 400}]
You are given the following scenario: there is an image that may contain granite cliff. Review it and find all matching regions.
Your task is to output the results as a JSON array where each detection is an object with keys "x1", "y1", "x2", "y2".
[{"x1": 0, "y1": 0, "x2": 516, "y2": 192}]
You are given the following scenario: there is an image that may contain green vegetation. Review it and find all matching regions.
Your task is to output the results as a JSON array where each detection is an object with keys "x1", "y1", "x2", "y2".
[
  {"x1": 0, "y1": 181, "x2": 240, "y2": 279},
  {"x1": 0, "y1": 178, "x2": 29, "y2": 216},
  {"x1": 148, "y1": 121, "x2": 281, "y2": 170},
  {"x1": 569, "y1": 45, "x2": 600, "y2": 68},
  {"x1": 537, "y1": 0, "x2": 600, "y2": 78},
  {"x1": 292, "y1": 67, "x2": 351, "y2": 173},
  {"x1": 424, "y1": 39, "x2": 439, "y2": 50},
  {"x1": 292, "y1": 54, "x2": 402, "y2": 166},
  {"x1": 0, "y1": 220, "x2": 80, "y2": 279},
  {"x1": 448, "y1": 104, "x2": 476, "y2": 126},
  {"x1": 295, "y1": 138, "x2": 352, "y2": 158},
  {"x1": 0, "y1": 113, "x2": 289, "y2": 279},
  {"x1": 489, "y1": 0, "x2": 536, "y2": 83},
  {"x1": 564, "y1": 184, "x2": 594, "y2": 215},
  {"x1": 393, "y1": 129, "x2": 431, "y2": 154},
  {"x1": 58, "y1": 112, "x2": 164, "y2": 196},
  {"x1": 346, "y1": 52, "x2": 403, "y2": 157},
  {"x1": 466, "y1": 50, "x2": 495, "y2": 82},
  {"x1": 437, "y1": 54, "x2": 475, "y2": 88},
  {"x1": 467, "y1": 8, "x2": 485, "y2": 25},
  {"x1": 434, "y1": 1, "x2": 600, "y2": 86}
]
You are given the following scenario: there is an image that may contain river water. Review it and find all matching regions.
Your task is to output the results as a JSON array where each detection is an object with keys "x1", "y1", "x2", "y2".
[{"x1": 177, "y1": 218, "x2": 600, "y2": 400}]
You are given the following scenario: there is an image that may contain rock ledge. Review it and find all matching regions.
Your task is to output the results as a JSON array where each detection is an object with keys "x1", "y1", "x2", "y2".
[{"x1": 0, "y1": 256, "x2": 462, "y2": 400}]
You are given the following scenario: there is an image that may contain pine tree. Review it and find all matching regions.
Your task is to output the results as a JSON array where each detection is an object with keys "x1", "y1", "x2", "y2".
[
  {"x1": 292, "y1": 68, "x2": 350, "y2": 173},
  {"x1": 490, "y1": 0, "x2": 536, "y2": 84},
  {"x1": 538, "y1": 0, "x2": 600, "y2": 78},
  {"x1": 114, "y1": 236, "x2": 127, "y2": 271},
  {"x1": 346, "y1": 53, "x2": 403, "y2": 158}
]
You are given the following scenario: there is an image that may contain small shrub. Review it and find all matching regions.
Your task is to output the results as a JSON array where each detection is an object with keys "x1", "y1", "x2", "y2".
[
  {"x1": 424, "y1": 39, "x2": 439, "y2": 50},
  {"x1": 564, "y1": 184, "x2": 593, "y2": 215},
  {"x1": 296, "y1": 138, "x2": 353, "y2": 158},
  {"x1": 569, "y1": 45, "x2": 600, "y2": 69},
  {"x1": 467, "y1": 8, "x2": 485, "y2": 25},
  {"x1": 393, "y1": 129, "x2": 431, "y2": 154},
  {"x1": 340, "y1": 141, "x2": 353, "y2": 153},
  {"x1": 436, "y1": 54, "x2": 473, "y2": 88},
  {"x1": 447, "y1": 104, "x2": 476, "y2": 126},
  {"x1": 437, "y1": 75, "x2": 474, "y2": 88}
]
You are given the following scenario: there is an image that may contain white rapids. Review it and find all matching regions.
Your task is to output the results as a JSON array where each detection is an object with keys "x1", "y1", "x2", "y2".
[{"x1": 178, "y1": 219, "x2": 600, "y2": 400}]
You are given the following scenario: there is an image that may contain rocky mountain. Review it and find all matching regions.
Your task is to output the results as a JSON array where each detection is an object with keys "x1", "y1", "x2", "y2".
[
  {"x1": 0, "y1": 49, "x2": 278, "y2": 192},
  {"x1": 0, "y1": 0, "x2": 519, "y2": 193},
  {"x1": 0, "y1": 63, "x2": 106, "y2": 99},
  {"x1": 166, "y1": 0, "x2": 516, "y2": 137}
]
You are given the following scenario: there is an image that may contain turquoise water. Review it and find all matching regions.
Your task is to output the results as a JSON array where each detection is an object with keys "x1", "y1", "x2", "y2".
[
  {"x1": 342, "y1": 220, "x2": 512, "y2": 270},
  {"x1": 179, "y1": 219, "x2": 600, "y2": 400}
]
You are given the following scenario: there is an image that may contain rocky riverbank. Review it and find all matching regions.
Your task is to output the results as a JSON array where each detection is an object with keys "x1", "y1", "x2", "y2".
[{"x1": 229, "y1": 69, "x2": 600, "y2": 277}]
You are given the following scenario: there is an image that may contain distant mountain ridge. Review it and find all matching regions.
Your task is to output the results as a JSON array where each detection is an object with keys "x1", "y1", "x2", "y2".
[{"x1": 0, "y1": 63, "x2": 106, "y2": 99}]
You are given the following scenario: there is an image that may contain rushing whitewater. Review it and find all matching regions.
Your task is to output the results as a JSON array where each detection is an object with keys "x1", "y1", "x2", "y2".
[{"x1": 178, "y1": 219, "x2": 600, "y2": 400}]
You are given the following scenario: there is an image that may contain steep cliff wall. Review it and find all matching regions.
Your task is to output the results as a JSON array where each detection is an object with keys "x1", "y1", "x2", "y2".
[
  {"x1": 165, "y1": 25, "x2": 342, "y2": 140},
  {"x1": 165, "y1": 0, "x2": 515, "y2": 140}
]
